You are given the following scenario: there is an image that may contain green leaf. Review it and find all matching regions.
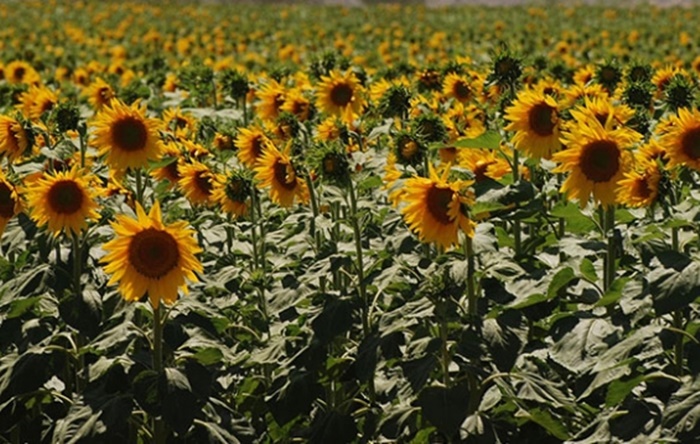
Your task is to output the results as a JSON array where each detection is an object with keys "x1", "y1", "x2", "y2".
[
  {"x1": 452, "y1": 131, "x2": 501, "y2": 150},
  {"x1": 161, "y1": 367, "x2": 198, "y2": 435},
  {"x1": 547, "y1": 267, "x2": 575, "y2": 299},
  {"x1": 605, "y1": 374, "x2": 646, "y2": 407},
  {"x1": 6, "y1": 296, "x2": 41, "y2": 319},
  {"x1": 579, "y1": 258, "x2": 598, "y2": 283},
  {"x1": 526, "y1": 408, "x2": 570, "y2": 440},
  {"x1": 311, "y1": 297, "x2": 354, "y2": 345},
  {"x1": 595, "y1": 277, "x2": 631, "y2": 307},
  {"x1": 193, "y1": 347, "x2": 224, "y2": 366},
  {"x1": 551, "y1": 202, "x2": 597, "y2": 234},
  {"x1": 417, "y1": 384, "x2": 470, "y2": 437},
  {"x1": 648, "y1": 251, "x2": 700, "y2": 315}
]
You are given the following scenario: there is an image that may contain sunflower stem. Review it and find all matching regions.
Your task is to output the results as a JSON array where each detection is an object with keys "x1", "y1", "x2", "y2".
[
  {"x1": 671, "y1": 226, "x2": 684, "y2": 376},
  {"x1": 78, "y1": 124, "x2": 86, "y2": 169},
  {"x1": 305, "y1": 174, "x2": 326, "y2": 293},
  {"x1": 152, "y1": 303, "x2": 166, "y2": 444},
  {"x1": 70, "y1": 231, "x2": 86, "y2": 393},
  {"x1": 135, "y1": 167, "x2": 144, "y2": 207},
  {"x1": 242, "y1": 95, "x2": 248, "y2": 127},
  {"x1": 439, "y1": 304, "x2": 451, "y2": 388},
  {"x1": 348, "y1": 178, "x2": 375, "y2": 403},
  {"x1": 603, "y1": 205, "x2": 616, "y2": 293},
  {"x1": 512, "y1": 149, "x2": 522, "y2": 257},
  {"x1": 465, "y1": 235, "x2": 477, "y2": 317}
]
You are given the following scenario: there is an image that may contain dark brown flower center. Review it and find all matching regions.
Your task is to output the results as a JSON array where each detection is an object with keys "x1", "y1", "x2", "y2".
[
  {"x1": 128, "y1": 228, "x2": 180, "y2": 279},
  {"x1": 634, "y1": 177, "x2": 652, "y2": 199},
  {"x1": 330, "y1": 83, "x2": 353, "y2": 107},
  {"x1": 250, "y1": 135, "x2": 264, "y2": 158},
  {"x1": 426, "y1": 185, "x2": 454, "y2": 225},
  {"x1": 528, "y1": 103, "x2": 557, "y2": 136},
  {"x1": 164, "y1": 161, "x2": 180, "y2": 182},
  {"x1": 273, "y1": 160, "x2": 297, "y2": 190},
  {"x1": 112, "y1": 116, "x2": 148, "y2": 152},
  {"x1": 579, "y1": 140, "x2": 620, "y2": 183},
  {"x1": 194, "y1": 172, "x2": 213, "y2": 196},
  {"x1": 13, "y1": 67, "x2": 25, "y2": 81},
  {"x1": 0, "y1": 182, "x2": 16, "y2": 219},
  {"x1": 681, "y1": 127, "x2": 700, "y2": 160},
  {"x1": 453, "y1": 81, "x2": 471, "y2": 101},
  {"x1": 47, "y1": 180, "x2": 84, "y2": 214}
]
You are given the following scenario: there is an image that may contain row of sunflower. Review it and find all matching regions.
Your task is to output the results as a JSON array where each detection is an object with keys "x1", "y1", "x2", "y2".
[{"x1": 2, "y1": 1, "x2": 700, "y2": 443}]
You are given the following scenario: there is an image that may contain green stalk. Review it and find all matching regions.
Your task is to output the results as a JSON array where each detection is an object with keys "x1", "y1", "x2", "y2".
[
  {"x1": 672, "y1": 226, "x2": 684, "y2": 376},
  {"x1": 305, "y1": 175, "x2": 326, "y2": 293},
  {"x1": 439, "y1": 308, "x2": 451, "y2": 388},
  {"x1": 465, "y1": 236, "x2": 477, "y2": 317},
  {"x1": 152, "y1": 303, "x2": 166, "y2": 444},
  {"x1": 70, "y1": 231, "x2": 86, "y2": 392},
  {"x1": 603, "y1": 205, "x2": 616, "y2": 292},
  {"x1": 135, "y1": 168, "x2": 145, "y2": 207},
  {"x1": 512, "y1": 149, "x2": 522, "y2": 257},
  {"x1": 347, "y1": 179, "x2": 375, "y2": 402}
]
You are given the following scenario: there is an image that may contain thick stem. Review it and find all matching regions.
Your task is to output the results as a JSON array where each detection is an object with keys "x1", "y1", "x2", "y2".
[
  {"x1": 674, "y1": 309, "x2": 684, "y2": 376},
  {"x1": 152, "y1": 303, "x2": 166, "y2": 444},
  {"x1": 512, "y1": 149, "x2": 522, "y2": 256},
  {"x1": 439, "y1": 309, "x2": 451, "y2": 387},
  {"x1": 135, "y1": 168, "x2": 145, "y2": 207},
  {"x1": 603, "y1": 205, "x2": 616, "y2": 292},
  {"x1": 305, "y1": 175, "x2": 326, "y2": 293},
  {"x1": 466, "y1": 236, "x2": 477, "y2": 317},
  {"x1": 70, "y1": 232, "x2": 86, "y2": 392},
  {"x1": 348, "y1": 179, "x2": 375, "y2": 402}
]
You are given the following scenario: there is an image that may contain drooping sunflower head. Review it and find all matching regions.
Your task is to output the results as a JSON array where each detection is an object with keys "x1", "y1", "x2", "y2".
[
  {"x1": 26, "y1": 167, "x2": 102, "y2": 236},
  {"x1": 253, "y1": 142, "x2": 309, "y2": 208},
  {"x1": 101, "y1": 201, "x2": 203, "y2": 309},
  {"x1": 504, "y1": 88, "x2": 561, "y2": 159},
  {"x1": 91, "y1": 99, "x2": 164, "y2": 170}
]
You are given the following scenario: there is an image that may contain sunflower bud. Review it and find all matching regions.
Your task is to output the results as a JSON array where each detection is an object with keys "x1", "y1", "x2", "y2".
[
  {"x1": 54, "y1": 102, "x2": 81, "y2": 133},
  {"x1": 595, "y1": 61, "x2": 622, "y2": 93},
  {"x1": 622, "y1": 81, "x2": 653, "y2": 108},
  {"x1": 219, "y1": 69, "x2": 250, "y2": 102},
  {"x1": 378, "y1": 84, "x2": 412, "y2": 119},
  {"x1": 663, "y1": 74, "x2": 695, "y2": 112}
]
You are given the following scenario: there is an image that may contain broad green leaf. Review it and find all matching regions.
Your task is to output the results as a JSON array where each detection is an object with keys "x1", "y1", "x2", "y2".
[
  {"x1": 648, "y1": 251, "x2": 700, "y2": 315},
  {"x1": 452, "y1": 131, "x2": 501, "y2": 150},
  {"x1": 547, "y1": 267, "x2": 575, "y2": 299},
  {"x1": 417, "y1": 384, "x2": 470, "y2": 437}
]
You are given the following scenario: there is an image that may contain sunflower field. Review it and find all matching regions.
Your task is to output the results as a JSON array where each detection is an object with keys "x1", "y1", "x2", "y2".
[{"x1": 4, "y1": 0, "x2": 700, "y2": 443}]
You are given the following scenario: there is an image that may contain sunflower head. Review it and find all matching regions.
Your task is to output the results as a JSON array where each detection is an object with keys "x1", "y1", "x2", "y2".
[
  {"x1": 0, "y1": 173, "x2": 21, "y2": 236},
  {"x1": 626, "y1": 62, "x2": 653, "y2": 83},
  {"x1": 54, "y1": 102, "x2": 82, "y2": 133},
  {"x1": 314, "y1": 144, "x2": 351, "y2": 186},
  {"x1": 504, "y1": 89, "x2": 561, "y2": 159},
  {"x1": 101, "y1": 201, "x2": 203, "y2": 309},
  {"x1": 622, "y1": 81, "x2": 653, "y2": 109},
  {"x1": 219, "y1": 68, "x2": 250, "y2": 101},
  {"x1": 412, "y1": 113, "x2": 448, "y2": 144},
  {"x1": 488, "y1": 51, "x2": 522, "y2": 87},
  {"x1": 595, "y1": 61, "x2": 623, "y2": 92},
  {"x1": 26, "y1": 167, "x2": 102, "y2": 235},
  {"x1": 0, "y1": 115, "x2": 33, "y2": 163},
  {"x1": 663, "y1": 74, "x2": 695, "y2": 112},
  {"x1": 213, "y1": 169, "x2": 252, "y2": 218},
  {"x1": 393, "y1": 131, "x2": 425, "y2": 168},
  {"x1": 616, "y1": 156, "x2": 661, "y2": 208},
  {"x1": 377, "y1": 84, "x2": 412, "y2": 119},
  {"x1": 91, "y1": 99, "x2": 164, "y2": 170},
  {"x1": 417, "y1": 67, "x2": 443, "y2": 93},
  {"x1": 253, "y1": 142, "x2": 309, "y2": 208}
]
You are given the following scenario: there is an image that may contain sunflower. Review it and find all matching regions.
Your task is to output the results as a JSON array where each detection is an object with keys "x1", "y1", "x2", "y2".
[
  {"x1": 442, "y1": 73, "x2": 473, "y2": 103},
  {"x1": 458, "y1": 149, "x2": 511, "y2": 183},
  {"x1": 400, "y1": 164, "x2": 476, "y2": 250},
  {"x1": 83, "y1": 78, "x2": 115, "y2": 111},
  {"x1": 280, "y1": 88, "x2": 312, "y2": 122},
  {"x1": 253, "y1": 142, "x2": 309, "y2": 208},
  {"x1": 4, "y1": 60, "x2": 40, "y2": 85},
  {"x1": 212, "y1": 171, "x2": 251, "y2": 218},
  {"x1": 150, "y1": 142, "x2": 183, "y2": 187},
  {"x1": 504, "y1": 89, "x2": 561, "y2": 159},
  {"x1": 616, "y1": 157, "x2": 661, "y2": 208},
  {"x1": 26, "y1": 167, "x2": 101, "y2": 235},
  {"x1": 0, "y1": 114, "x2": 29, "y2": 161},
  {"x1": 17, "y1": 85, "x2": 58, "y2": 121},
  {"x1": 101, "y1": 201, "x2": 203, "y2": 309},
  {"x1": 0, "y1": 172, "x2": 21, "y2": 236},
  {"x1": 316, "y1": 70, "x2": 366, "y2": 123},
  {"x1": 235, "y1": 126, "x2": 271, "y2": 168},
  {"x1": 91, "y1": 99, "x2": 164, "y2": 170},
  {"x1": 162, "y1": 107, "x2": 197, "y2": 139},
  {"x1": 553, "y1": 116, "x2": 638, "y2": 208},
  {"x1": 660, "y1": 107, "x2": 700, "y2": 171},
  {"x1": 256, "y1": 78, "x2": 287, "y2": 121},
  {"x1": 178, "y1": 161, "x2": 216, "y2": 206}
]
